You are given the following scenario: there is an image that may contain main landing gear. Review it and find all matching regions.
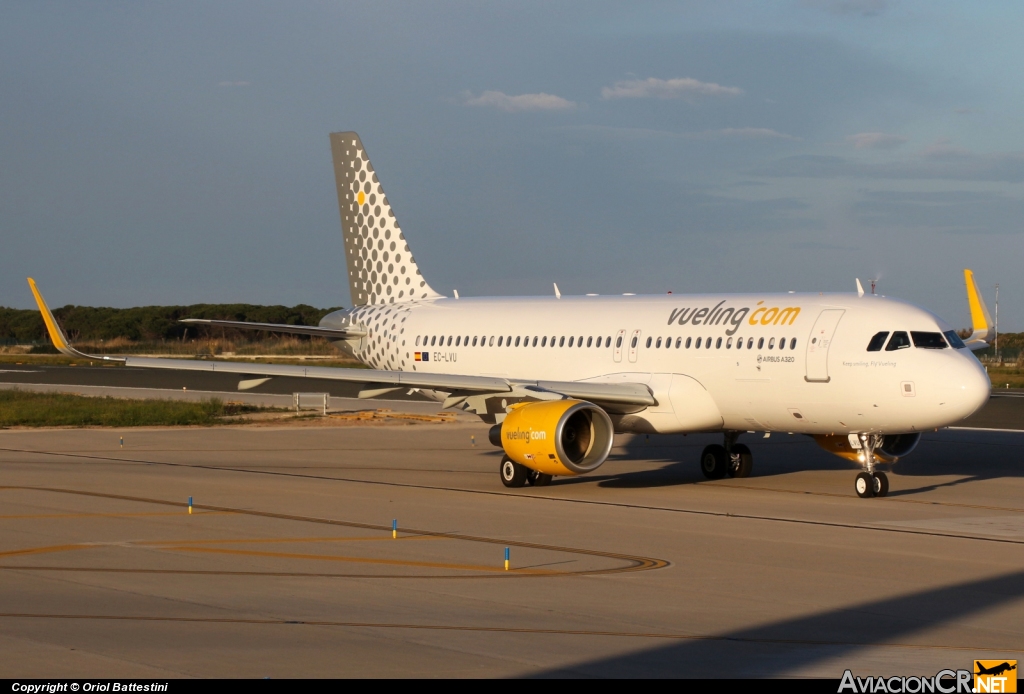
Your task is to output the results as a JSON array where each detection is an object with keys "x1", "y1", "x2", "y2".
[
  {"x1": 499, "y1": 456, "x2": 552, "y2": 488},
  {"x1": 700, "y1": 432, "x2": 753, "y2": 480},
  {"x1": 853, "y1": 434, "x2": 889, "y2": 499}
]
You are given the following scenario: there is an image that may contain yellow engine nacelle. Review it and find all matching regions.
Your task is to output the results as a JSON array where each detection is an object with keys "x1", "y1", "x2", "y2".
[
  {"x1": 814, "y1": 433, "x2": 921, "y2": 463},
  {"x1": 494, "y1": 400, "x2": 614, "y2": 476}
]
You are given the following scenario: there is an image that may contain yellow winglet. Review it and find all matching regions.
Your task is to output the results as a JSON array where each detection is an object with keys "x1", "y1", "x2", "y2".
[
  {"x1": 27, "y1": 277, "x2": 72, "y2": 353},
  {"x1": 27, "y1": 279, "x2": 124, "y2": 362},
  {"x1": 963, "y1": 269, "x2": 994, "y2": 346}
]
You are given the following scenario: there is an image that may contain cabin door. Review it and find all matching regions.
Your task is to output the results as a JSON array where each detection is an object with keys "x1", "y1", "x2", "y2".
[{"x1": 805, "y1": 309, "x2": 845, "y2": 383}]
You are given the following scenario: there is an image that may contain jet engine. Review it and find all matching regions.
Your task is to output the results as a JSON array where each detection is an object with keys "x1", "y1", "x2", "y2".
[
  {"x1": 489, "y1": 400, "x2": 614, "y2": 476},
  {"x1": 813, "y1": 432, "x2": 921, "y2": 463},
  {"x1": 875, "y1": 433, "x2": 921, "y2": 462}
]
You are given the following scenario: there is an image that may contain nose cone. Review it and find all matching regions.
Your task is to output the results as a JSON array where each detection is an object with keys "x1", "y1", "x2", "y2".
[{"x1": 947, "y1": 355, "x2": 991, "y2": 422}]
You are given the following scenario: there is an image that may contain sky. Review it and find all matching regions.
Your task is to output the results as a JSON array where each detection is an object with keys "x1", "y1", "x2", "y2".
[{"x1": 2, "y1": 1, "x2": 1023, "y2": 330}]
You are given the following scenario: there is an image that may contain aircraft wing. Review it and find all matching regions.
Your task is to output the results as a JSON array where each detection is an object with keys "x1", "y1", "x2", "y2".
[
  {"x1": 178, "y1": 318, "x2": 364, "y2": 340},
  {"x1": 963, "y1": 269, "x2": 995, "y2": 351},
  {"x1": 26, "y1": 279, "x2": 655, "y2": 408}
]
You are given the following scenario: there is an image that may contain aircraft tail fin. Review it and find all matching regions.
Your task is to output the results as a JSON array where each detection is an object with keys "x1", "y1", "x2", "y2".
[
  {"x1": 963, "y1": 268, "x2": 994, "y2": 350},
  {"x1": 329, "y1": 132, "x2": 442, "y2": 306}
]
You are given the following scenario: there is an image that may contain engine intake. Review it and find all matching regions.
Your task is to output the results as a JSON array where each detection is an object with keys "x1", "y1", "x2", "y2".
[
  {"x1": 492, "y1": 400, "x2": 614, "y2": 476},
  {"x1": 876, "y1": 433, "x2": 920, "y2": 462}
]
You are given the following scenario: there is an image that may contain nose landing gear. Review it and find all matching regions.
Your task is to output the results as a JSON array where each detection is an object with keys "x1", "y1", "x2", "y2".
[{"x1": 853, "y1": 434, "x2": 889, "y2": 498}]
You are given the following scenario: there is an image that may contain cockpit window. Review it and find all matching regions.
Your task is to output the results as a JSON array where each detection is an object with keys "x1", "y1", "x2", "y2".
[
  {"x1": 866, "y1": 331, "x2": 889, "y2": 352},
  {"x1": 944, "y1": 330, "x2": 967, "y2": 349},
  {"x1": 885, "y1": 331, "x2": 911, "y2": 351},
  {"x1": 911, "y1": 332, "x2": 948, "y2": 349}
]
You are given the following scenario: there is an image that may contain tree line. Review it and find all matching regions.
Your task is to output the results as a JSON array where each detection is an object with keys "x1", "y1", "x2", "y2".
[{"x1": 0, "y1": 304, "x2": 343, "y2": 344}]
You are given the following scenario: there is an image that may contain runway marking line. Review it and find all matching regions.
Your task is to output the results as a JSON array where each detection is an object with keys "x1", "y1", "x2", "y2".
[
  {"x1": 6, "y1": 441, "x2": 1024, "y2": 547},
  {"x1": 0, "y1": 486, "x2": 668, "y2": 576},
  {"x1": 0, "y1": 511, "x2": 229, "y2": 519},
  {"x1": 0, "y1": 612, "x2": 1017, "y2": 655}
]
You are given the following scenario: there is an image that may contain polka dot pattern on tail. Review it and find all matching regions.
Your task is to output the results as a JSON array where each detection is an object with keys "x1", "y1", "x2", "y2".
[{"x1": 330, "y1": 132, "x2": 443, "y2": 307}]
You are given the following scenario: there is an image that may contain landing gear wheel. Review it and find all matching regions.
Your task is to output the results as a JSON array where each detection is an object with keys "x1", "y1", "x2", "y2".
[
  {"x1": 872, "y1": 471, "x2": 889, "y2": 498},
  {"x1": 728, "y1": 444, "x2": 753, "y2": 479},
  {"x1": 700, "y1": 444, "x2": 729, "y2": 480},
  {"x1": 500, "y1": 456, "x2": 528, "y2": 488},
  {"x1": 855, "y1": 471, "x2": 875, "y2": 498},
  {"x1": 526, "y1": 470, "x2": 553, "y2": 487}
]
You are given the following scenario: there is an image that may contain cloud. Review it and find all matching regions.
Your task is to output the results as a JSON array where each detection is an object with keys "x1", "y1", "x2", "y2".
[
  {"x1": 564, "y1": 124, "x2": 798, "y2": 142},
  {"x1": 703, "y1": 128, "x2": 798, "y2": 140},
  {"x1": 752, "y1": 149, "x2": 1024, "y2": 182},
  {"x1": 463, "y1": 90, "x2": 575, "y2": 112},
  {"x1": 600, "y1": 77, "x2": 742, "y2": 100},
  {"x1": 801, "y1": 0, "x2": 891, "y2": 16},
  {"x1": 217, "y1": 81, "x2": 251, "y2": 87},
  {"x1": 852, "y1": 190, "x2": 1024, "y2": 234},
  {"x1": 846, "y1": 132, "x2": 907, "y2": 150}
]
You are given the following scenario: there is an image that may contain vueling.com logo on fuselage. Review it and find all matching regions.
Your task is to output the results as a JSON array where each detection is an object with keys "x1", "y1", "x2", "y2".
[
  {"x1": 667, "y1": 301, "x2": 801, "y2": 336},
  {"x1": 505, "y1": 428, "x2": 547, "y2": 443}
]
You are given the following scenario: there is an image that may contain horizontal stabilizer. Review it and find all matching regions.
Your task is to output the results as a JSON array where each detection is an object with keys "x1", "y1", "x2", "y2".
[{"x1": 180, "y1": 318, "x2": 364, "y2": 339}]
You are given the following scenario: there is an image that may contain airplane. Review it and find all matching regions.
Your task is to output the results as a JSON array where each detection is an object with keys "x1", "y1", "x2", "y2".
[
  {"x1": 975, "y1": 662, "x2": 1017, "y2": 677},
  {"x1": 28, "y1": 131, "x2": 995, "y2": 498}
]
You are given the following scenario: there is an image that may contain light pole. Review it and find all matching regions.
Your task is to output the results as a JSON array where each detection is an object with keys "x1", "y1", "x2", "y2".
[{"x1": 994, "y1": 283, "x2": 999, "y2": 363}]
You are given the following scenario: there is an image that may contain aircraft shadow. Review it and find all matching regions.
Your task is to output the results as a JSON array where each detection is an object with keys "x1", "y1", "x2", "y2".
[
  {"x1": 527, "y1": 569, "x2": 1024, "y2": 678},
  {"x1": 564, "y1": 429, "x2": 1024, "y2": 492}
]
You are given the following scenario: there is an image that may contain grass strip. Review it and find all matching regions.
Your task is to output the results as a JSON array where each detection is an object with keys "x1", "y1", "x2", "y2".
[{"x1": 0, "y1": 390, "x2": 260, "y2": 428}]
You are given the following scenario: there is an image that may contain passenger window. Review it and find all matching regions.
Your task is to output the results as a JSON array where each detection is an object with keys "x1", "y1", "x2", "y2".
[
  {"x1": 885, "y1": 331, "x2": 911, "y2": 351},
  {"x1": 415, "y1": 336, "x2": 421, "y2": 347},
  {"x1": 489, "y1": 336, "x2": 495, "y2": 346},
  {"x1": 746, "y1": 337, "x2": 753, "y2": 349},
  {"x1": 757, "y1": 337, "x2": 764, "y2": 349},
  {"x1": 944, "y1": 330, "x2": 966, "y2": 349},
  {"x1": 497, "y1": 336, "x2": 503, "y2": 347},
  {"x1": 706, "y1": 337, "x2": 712, "y2": 349},
  {"x1": 431, "y1": 336, "x2": 437, "y2": 346},
  {"x1": 455, "y1": 336, "x2": 461, "y2": 346},
  {"x1": 911, "y1": 332, "x2": 948, "y2": 349},
  {"x1": 726, "y1": 337, "x2": 733, "y2": 348},
  {"x1": 515, "y1": 337, "x2": 521, "y2": 347},
  {"x1": 646, "y1": 337, "x2": 652, "y2": 348},
  {"x1": 541, "y1": 336, "x2": 547, "y2": 347},
  {"x1": 578, "y1": 336, "x2": 584, "y2": 347},
  {"x1": 665, "y1": 337, "x2": 671, "y2": 349},
  {"x1": 655, "y1": 337, "x2": 662, "y2": 348},
  {"x1": 675, "y1": 337, "x2": 681, "y2": 348},
  {"x1": 615, "y1": 336, "x2": 622, "y2": 348},
  {"x1": 716, "y1": 337, "x2": 722, "y2": 349},
  {"x1": 560, "y1": 336, "x2": 566, "y2": 347},
  {"x1": 531, "y1": 336, "x2": 537, "y2": 347},
  {"x1": 465, "y1": 335, "x2": 469, "y2": 345},
  {"x1": 695, "y1": 337, "x2": 702, "y2": 349},
  {"x1": 685, "y1": 337, "x2": 692, "y2": 348},
  {"x1": 606, "y1": 337, "x2": 612, "y2": 347},
  {"x1": 736, "y1": 338, "x2": 743, "y2": 349},
  {"x1": 768, "y1": 337, "x2": 775, "y2": 349},
  {"x1": 790, "y1": 338, "x2": 797, "y2": 350},
  {"x1": 630, "y1": 336, "x2": 637, "y2": 348},
  {"x1": 587, "y1": 337, "x2": 593, "y2": 347},
  {"x1": 447, "y1": 336, "x2": 453, "y2": 346},
  {"x1": 471, "y1": 336, "x2": 477, "y2": 347},
  {"x1": 866, "y1": 331, "x2": 888, "y2": 352}
]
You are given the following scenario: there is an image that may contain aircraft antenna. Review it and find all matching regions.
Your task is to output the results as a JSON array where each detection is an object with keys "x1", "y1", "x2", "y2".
[{"x1": 553, "y1": 283, "x2": 561, "y2": 299}]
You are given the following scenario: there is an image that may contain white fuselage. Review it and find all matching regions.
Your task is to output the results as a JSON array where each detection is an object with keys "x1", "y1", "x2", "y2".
[{"x1": 325, "y1": 292, "x2": 990, "y2": 436}]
